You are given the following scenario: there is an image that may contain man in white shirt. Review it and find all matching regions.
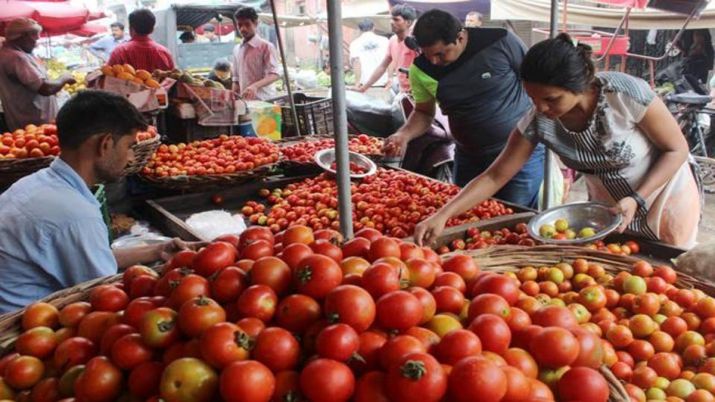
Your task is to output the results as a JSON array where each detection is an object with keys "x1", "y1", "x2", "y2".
[{"x1": 349, "y1": 19, "x2": 389, "y2": 88}]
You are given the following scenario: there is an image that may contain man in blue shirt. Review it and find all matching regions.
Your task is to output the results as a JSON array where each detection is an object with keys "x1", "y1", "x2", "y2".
[
  {"x1": 0, "y1": 90, "x2": 187, "y2": 313},
  {"x1": 89, "y1": 22, "x2": 128, "y2": 61}
]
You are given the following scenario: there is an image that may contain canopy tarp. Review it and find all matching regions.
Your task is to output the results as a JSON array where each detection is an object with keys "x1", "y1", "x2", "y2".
[
  {"x1": 0, "y1": 0, "x2": 90, "y2": 35},
  {"x1": 491, "y1": 0, "x2": 715, "y2": 29},
  {"x1": 0, "y1": 1, "x2": 36, "y2": 22},
  {"x1": 389, "y1": 0, "x2": 490, "y2": 21}
]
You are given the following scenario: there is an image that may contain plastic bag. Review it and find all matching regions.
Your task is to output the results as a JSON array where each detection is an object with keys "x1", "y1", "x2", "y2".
[
  {"x1": 675, "y1": 241, "x2": 715, "y2": 281},
  {"x1": 185, "y1": 210, "x2": 247, "y2": 242}
]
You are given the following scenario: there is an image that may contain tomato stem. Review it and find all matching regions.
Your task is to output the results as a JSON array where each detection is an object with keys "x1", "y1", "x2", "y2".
[{"x1": 400, "y1": 360, "x2": 426, "y2": 380}]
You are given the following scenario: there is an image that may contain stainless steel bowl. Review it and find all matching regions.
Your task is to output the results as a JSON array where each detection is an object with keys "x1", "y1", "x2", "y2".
[
  {"x1": 314, "y1": 148, "x2": 377, "y2": 179},
  {"x1": 527, "y1": 201, "x2": 623, "y2": 245}
]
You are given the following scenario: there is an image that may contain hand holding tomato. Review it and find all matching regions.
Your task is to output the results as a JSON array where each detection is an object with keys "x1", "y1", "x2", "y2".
[
  {"x1": 413, "y1": 211, "x2": 450, "y2": 247},
  {"x1": 611, "y1": 196, "x2": 638, "y2": 233}
]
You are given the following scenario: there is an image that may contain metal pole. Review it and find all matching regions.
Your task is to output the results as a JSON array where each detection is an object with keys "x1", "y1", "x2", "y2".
[
  {"x1": 269, "y1": 0, "x2": 301, "y2": 136},
  {"x1": 327, "y1": 0, "x2": 353, "y2": 238},
  {"x1": 542, "y1": 0, "x2": 559, "y2": 210}
]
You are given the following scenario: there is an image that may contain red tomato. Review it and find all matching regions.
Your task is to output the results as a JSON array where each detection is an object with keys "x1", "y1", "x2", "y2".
[
  {"x1": 324, "y1": 285, "x2": 376, "y2": 333},
  {"x1": 192, "y1": 242, "x2": 238, "y2": 277},
  {"x1": 316, "y1": 324, "x2": 360, "y2": 362},
  {"x1": 29, "y1": 377, "x2": 60, "y2": 402},
  {"x1": 236, "y1": 317, "x2": 266, "y2": 338},
  {"x1": 122, "y1": 265, "x2": 158, "y2": 290},
  {"x1": 355, "y1": 228, "x2": 382, "y2": 243},
  {"x1": 89, "y1": 285, "x2": 128, "y2": 312},
  {"x1": 239, "y1": 226, "x2": 275, "y2": 249},
  {"x1": 160, "y1": 357, "x2": 218, "y2": 402},
  {"x1": 299, "y1": 359, "x2": 355, "y2": 402},
  {"x1": 367, "y1": 237, "x2": 401, "y2": 262},
  {"x1": 379, "y1": 335, "x2": 427, "y2": 370},
  {"x1": 386, "y1": 352, "x2": 447, "y2": 402},
  {"x1": 356, "y1": 331, "x2": 388, "y2": 372},
  {"x1": 240, "y1": 239, "x2": 274, "y2": 261},
  {"x1": 220, "y1": 360, "x2": 276, "y2": 402},
  {"x1": 529, "y1": 327, "x2": 580, "y2": 368},
  {"x1": 532, "y1": 306, "x2": 579, "y2": 329},
  {"x1": 503, "y1": 347, "x2": 539, "y2": 379},
  {"x1": 199, "y1": 322, "x2": 251, "y2": 369},
  {"x1": 110, "y1": 333, "x2": 153, "y2": 370},
  {"x1": 236, "y1": 285, "x2": 278, "y2": 322},
  {"x1": 405, "y1": 258, "x2": 436, "y2": 288},
  {"x1": 432, "y1": 286, "x2": 465, "y2": 315},
  {"x1": 434, "y1": 329, "x2": 482, "y2": 365},
  {"x1": 128, "y1": 361, "x2": 164, "y2": 398},
  {"x1": 293, "y1": 254, "x2": 343, "y2": 300},
  {"x1": 167, "y1": 274, "x2": 211, "y2": 310},
  {"x1": 433, "y1": 272, "x2": 467, "y2": 294},
  {"x1": 558, "y1": 367, "x2": 609, "y2": 402},
  {"x1": 468, "y1": 314, "x2": 512, "y2": 355},
  {"x1": 375, "y1": 290, "x2": 423, "y2": 332},
  {"x1": 99, "y1": 323, "x2": 135, "y2": 356},
  {"x1": 272, "y1": 370, "x2": 302, "y2": 402},
  {"x1": 310, "y1": 239, "x2": 344, "y2": 263},
  {"x1": 58, "y1": 302, "x2": 92, "y2": 328},
  {"x1": 210, "y1": 266, "x2": 247, "y2": 304},
  {"x1": 354, "y1": 371, "x2": 390, "y2": 402},
  {"x1": 275, "y1": 294, "x2": 322, "y2": 334},
  {"x1": 501, "y1": 366, "x2": 532, "y2": 402},
  {"x1": 15, "y1": 326, "x2": 57, "y2": 359},
  {"x1": 506, "y1": 307, "x2": 532, "y2": 332},
  {"x1": 139, "y1": 307, "x2": 180, "y2": 348},
  {"x1": 167, "y1": 249, "x2": 197, "y2": 270},
  {"x1": 4, "y1": 355, "x2": 44, "y2": 390},
  {"x1": 251, "y1": 256, "x2": 292, "y2": 295},
  {"x1": 22, "y1": 302, "x2": 59, "y2": 330},
  {"x1": 253, "y1": 327, "x2": 301, "y2": 372},
  {"x1": 178, "y1": 296, "x2": 226, "y2": 338},
  {"x1": 448, "y1": 356, "x2": 507, "y2": 402},
  {"x1": 74, "y1": 356, "x2": 122, "y2": 402},
  {"x1": 361, "y1": 262, "x2": 401, "y2": 299},
  {"x1": 468, "y1": 293, "x2": 511, "y2": 321},
  {"x1": 53, "y1": 336, "x2": 96, "y2": 373},
  {"x1": 442, "y1": 254, "x2": 480, "y2": 282},
  {"x1": 572, "y1": 327, "x2": 605, "y2": 368},
  {"x1": 278, "y1": 243, "x2": 314, "y2": 271}
]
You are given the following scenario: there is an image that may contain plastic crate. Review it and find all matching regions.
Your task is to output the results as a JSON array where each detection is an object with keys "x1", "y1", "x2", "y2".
[
  {"x1": 92, "y1": 184, "x2": 112, "y2": 244},
  {"x1": 272, "y1": 93, "x2": 333, "y2": 137}
]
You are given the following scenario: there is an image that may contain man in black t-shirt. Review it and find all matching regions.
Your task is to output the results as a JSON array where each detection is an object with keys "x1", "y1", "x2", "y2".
[{"x1": 384, "y1": 9, "x2": 544, "y2": 208}]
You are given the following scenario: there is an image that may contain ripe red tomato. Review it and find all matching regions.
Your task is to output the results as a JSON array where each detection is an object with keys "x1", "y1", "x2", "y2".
[
  {"x1": 178, "y1": 296, "x2": 226, "y2": 338},
  {"x1": 74, "y1": 356, "x2": 122, "y2": 402},
  {"x1": 433, "y1": 272, "x2": 467, "y2": 294},
  {"x1": 22, "y1": 302, "x2": 59, "y2": 330},
  {"x1": 251, "y1": 256, "x2": 292, "y2": 295},
  {"x1": 380, "y1": 335, "x2": 427, "y2": 370},
  {"x1": 501, "y1": 365, "x2": 532, "y2": 402},
  {"x1": 323, "y1": 285, "x2": 376, "y2": 333},
  {"x1": 53, "y1": 336, "x2": 96, "y2": 373},
  {"x1": 29, "y1": 377, "x2": 60, "y2": 402},
  {"x1": 210, "y1": 266, "x2": 247, "y2": 304},
  {"x1": 279, "y1": 243, "x2": 314, "y2": 271},
  {"x1": 160, "y1": 357, "x2": 218, "y2": 402},
  {"x1": 167, "y1": 274, "x2": 211, "y2": 310},
  {"x1": 192, "y1": 242, "x2": 238, "y2": 277},
  {"x1": 310, "y1": 239, "x2": 344, "y2": 263},
  {"x1": 252, "y1": 327, "x2": 301, "y2": 372},
  {"x1": 431, "y1": 286, "x2": 464, "y2": 315},
  {"x1": 375, "y1": 290, "x2": 423, "y2": 332},
  {"x1": 283, "y1": 225, "x2": 315, "y2": 246},
  {"x1": 531, "y1": 306, "x2": 579, "y2": 329},
  {"x1": 139, "y1": 307, "x2": 179, "y2": 349},
  {"x1": 316, "y1": 324, "x2": 360, "y2": 362},
  {"x1": 442, "y1": 254, "x2": 480, "y2": 282},
  {"x1": 299, "y1": 359, "x2": 355, "y2": 402},
  {"x1": 648, "y1": 352, "x2": 683, "y2": 380},
  {"x1": 529, "y1": 327, "x2": 580, "y2": 368},
  {"x1": 58, "y1": 302, "x2": 92, "y2": 328},
  {"x1": 503, "y1": 347, "x2": 539, "y2": 379},
  {"x1": 167, "y1": 249, "x2": 197, "y2": 270},
  {"x1": 272, "y1": 370, "x2": 302, "y2": 402},
  {"x1": 219, "y1": 360, "x2": 275, "y2": 402},
  {"x1": 386, "y1": 352, "x2": 447, "y2": 402},
  {"x1": 572, "y1": 327, "x2": 605, "y2": 368},
  {"x1": 293, "y1": 254, "x2": 343, "y2": 300},
  {"x1": 4, "y1": 355, "x2": 44, "y2": 390},
  {"x1": 110, "y1": 333, "x2": 153, "y2": 370},
  {"x1": 405, "y1": 258, "x2": 436, "y2": 288},
  {"x1": 468, "y1": 314, "x2": 512, "y2": 355},
  {"x1": 275, "y1": 294, "x2": 322, "y2": 333},
  {"x1": 236, "y1": 284, "x2": 278, "y2": 322},
  {"x1": 99, "y1": 323, "x2": 136, "y2": 356},
  {"x1": 239, "y1": 226, "x2": 275, "y2": 249},
  {"x1": 468, "y1": 293, "x2": 511, "y2": 322},
  {"x1": 558, "y1": 367, "x2": 609, "y2": 402},
  {"x1": 471, "y1": 274, "x2": 519, "y2": 305},
  {"x1": 367, "y1": 237, "x2": 401, "y2": 262},
  {"x1": 77, "y1": 311, "x2": 120, "y2": 344},
  {"x1": 15, "y1": 326, "x2": 57, "y2": 359},
  {"x1": 89, "y1": 285, "x2": 128, "y2": 312},
  {"x1": 356, "y1": 227, "x2": 382, "y2": 243},
  {"x1": 356, "y1": 331, "x2": 388, "y2": 371},
  {"x1": 199, "y1": 322, "x2": 251, "y2": 369},
  {"x1": 448, "y1": 356, "x2": 507, "y2": 402},
  {"x1": 361, "y1": 262, "x2": 401, "y2": 299},
  {"x1": 434, "y1": 329, "x2": 482, "y2": 365},
  {"x1": 240, "y1": 239, "x2": 274, "y2": 261},
  {"x1": 354, "y1": 371, "x2": 390, "y2": 402},
  {"x1": 127, "y1": 361, "x2": 164, "y2": 398}
]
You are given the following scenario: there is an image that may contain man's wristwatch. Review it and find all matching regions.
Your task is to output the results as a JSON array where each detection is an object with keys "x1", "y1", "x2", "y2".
[{"x1": 630, "y1": 192, "x2": 647, "y2": 211}]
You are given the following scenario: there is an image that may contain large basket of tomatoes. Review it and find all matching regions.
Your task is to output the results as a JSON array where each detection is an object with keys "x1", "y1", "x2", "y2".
[
  {"x1": 123, "y1": 127, "x2": 161, "y2": 176},
  {"x1": 140, "y1": 135, "x2": 281, "y2": 192},
  {"x1": 0, "y1": 124, "x2": 60, "y2": 188},
  {"x1": 0, "y1": 227, "x2": 675, "y2": 402}
]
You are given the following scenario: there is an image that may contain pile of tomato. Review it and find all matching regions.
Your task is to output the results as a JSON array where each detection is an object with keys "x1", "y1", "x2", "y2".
[
  {"x1": 0, "y1": 124, "x2": 60, "y2": 159},
  {"x1": 136, "y1": 126, "x2": 158, "y2": 142},
  {"x1": 329, "y1": 161, "x2": 368, "y2": 175},
  {"x1": 240, "y1": 169, "x2": 514, "y2": 237},
  {"x1": 142, "y1": 136, "x2": 280, "y2": 177},
  {"x1": 437, "y1": 223, "x2": 642, "y2": 255},
  {"x1": 281, "y1": 135, "x2": 383, "y2": 163}
]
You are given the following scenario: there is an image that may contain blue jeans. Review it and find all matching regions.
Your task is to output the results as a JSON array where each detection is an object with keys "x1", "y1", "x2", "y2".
[{"x1": 454, "y1": 144, "x2": 545, "y2": 209}]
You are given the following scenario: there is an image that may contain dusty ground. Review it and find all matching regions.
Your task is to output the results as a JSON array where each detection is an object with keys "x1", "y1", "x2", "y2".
[{"x1": 567, "y1": 178, "x2": 715, "y2": 245}]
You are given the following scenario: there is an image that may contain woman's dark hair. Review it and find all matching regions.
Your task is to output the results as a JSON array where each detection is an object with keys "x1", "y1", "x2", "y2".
[
  {"x1": 391, "y1": 5, "x2": 417, "y2": 22},
  {"x1": 57, "y1": 90, "x2": 147, "y2": 150},
  {"x1": 413, "y1": 9, "x2": 462, "y2": 48},
  {"x1": 358, "y1": 19, "x2": 374, "y2": 32},
  {"x1": 179, "y1": 31, "x2": 195, "y2": 43},
  {"x1": 213, "y1": 58, "x2": 231, "y2": 72},
  {"x1": 235, "y1": 7, "x2": 259, "y2": 22},
  {"x1": 129, "y1": 9, "x2": 156, "y2": 36},
  {"x1": 520, "y1": 33, "x2": 595, "y2": 93}
]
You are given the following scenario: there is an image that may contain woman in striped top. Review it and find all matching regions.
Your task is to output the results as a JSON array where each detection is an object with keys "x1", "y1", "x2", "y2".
[{"x1": 414, "y1": 33, "x2": 702, "y2": 249}]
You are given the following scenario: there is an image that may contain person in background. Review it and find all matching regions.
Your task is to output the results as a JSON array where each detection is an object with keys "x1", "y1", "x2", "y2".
[
  {"x1": 464, "y1": 11, "x2": 483, "y2": 27},
  {"x1": 349, "y1": 19, "x2": 389, "y2": 88},
  {"x1": 356, "y1": 5, "x2": 418, "y2": 94},
  {"x1": 0, "y1": 90, "x2": 196, "y2": 313},
  {"x1": 683, "y1": 29, "x2": 714, "y2": 85},
  {"x1": 198, "y1": 24, "x2": 218, "y2": 43},
  {"x1": 414, "y1": 33, "x2": 702, "y2": 249},
  {"x1": 0, "y1": 18, "x2": 76, "y2": 131},
  {"x1": 179, "y1": 31, "x2": 196, "y2": 44},
  {"x1": 384, "y1": 10, "x2": 545, "y2": 207},
  {"x1": 89, "y1": 22, "x2": 129, "y2": 61},
  {"x1": 208, "y1": 59, "x2": 233, "y2": 89},
  {"x1": 108, "y1": 9, "x2": 175, "y2": 72},
  {"x1": 231, "y1": 7, "x2": 280, "y2": 101}
]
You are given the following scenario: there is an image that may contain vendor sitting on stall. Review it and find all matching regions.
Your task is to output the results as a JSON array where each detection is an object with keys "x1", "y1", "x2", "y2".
[
  {"x1": 414, "y1": 33, "x2": 702, "y2": 249},
  {"x1": 0, "y1": 18, "x2": 76, "y2": 131},
  {"x1": 0, "y1": 90, "x2": 190, "y2": 314}
]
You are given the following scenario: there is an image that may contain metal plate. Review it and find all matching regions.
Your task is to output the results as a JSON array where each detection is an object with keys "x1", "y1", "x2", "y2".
[
  {"x1": 527, "y1": 201, "x2": 623, "y2": 245},
  {"x1": 314, "y1": 148, "x2": 377, "y2": 179}
]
